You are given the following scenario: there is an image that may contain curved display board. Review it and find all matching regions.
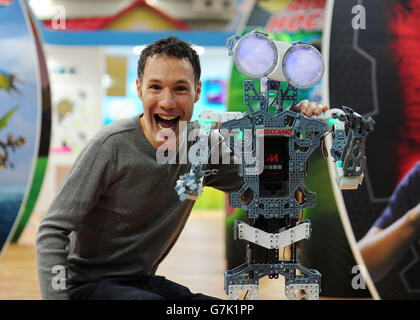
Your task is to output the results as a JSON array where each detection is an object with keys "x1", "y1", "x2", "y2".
[
  {"x1": 0, "y1": 0, "x2": 50, "y2": 255},
  {"x1": 10, "y1": 1, "x2": 51, "y2": 243},
  {"x1": 325, "y1": 0, "x2": 420, "y2": 299}
]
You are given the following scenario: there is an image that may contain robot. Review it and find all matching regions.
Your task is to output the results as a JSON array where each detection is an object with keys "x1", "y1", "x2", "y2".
[{"x1": 175, "y1": 31, "x2": 375, "y2": 300}]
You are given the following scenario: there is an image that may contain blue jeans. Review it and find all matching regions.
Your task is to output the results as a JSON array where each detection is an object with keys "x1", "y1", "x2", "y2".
[{"x1": 68, "y1": 275, "x2": 220, "y2": 300}]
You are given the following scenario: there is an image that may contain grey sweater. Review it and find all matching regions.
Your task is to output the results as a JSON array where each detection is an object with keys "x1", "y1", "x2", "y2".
[{"x1": 36, "y1": 114, "x2": 241, "y2": 300}]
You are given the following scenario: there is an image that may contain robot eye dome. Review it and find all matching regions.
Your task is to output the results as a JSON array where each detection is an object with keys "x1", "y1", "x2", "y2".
[
  {"x1": 230, "y1": 30, "x2": 324, "y2": 89},
  {"x1": 282, "y1": 44, "x2": 324, "y2": 89},
  {"x1": 234, "y1": 33, "x2": 278, "y2": 78}
]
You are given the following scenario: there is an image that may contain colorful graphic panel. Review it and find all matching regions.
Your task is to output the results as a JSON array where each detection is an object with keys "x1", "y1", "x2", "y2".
[
  {"x1": 327, "y1": 0, "x2": 420, "y2": 300},
  {"x1": 0, "y1": 0, "x2": 48, "y2": 253}
]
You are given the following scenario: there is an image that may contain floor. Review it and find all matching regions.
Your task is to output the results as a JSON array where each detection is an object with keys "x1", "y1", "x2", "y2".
[{"x1": 0, "y1": 209, "x2": 285, "y2": 300}]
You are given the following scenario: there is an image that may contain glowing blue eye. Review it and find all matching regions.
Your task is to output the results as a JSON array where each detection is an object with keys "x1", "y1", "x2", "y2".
[
  {"x1": 234, "y1": 34, "x2": 277, "y2": 78},
  {"x1": 282, "y1": 44, "x2": 324, "y2": 89}
]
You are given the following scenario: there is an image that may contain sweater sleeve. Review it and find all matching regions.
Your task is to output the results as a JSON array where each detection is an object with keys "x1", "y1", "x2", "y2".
[{"x1": 36, "y1": 138, "x2": 115, "y2": 300}]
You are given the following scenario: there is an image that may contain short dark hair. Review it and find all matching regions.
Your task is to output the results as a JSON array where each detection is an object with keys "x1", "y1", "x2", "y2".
[{"x1": 137, "y1": 36, "x2": 201, "y2": 86}]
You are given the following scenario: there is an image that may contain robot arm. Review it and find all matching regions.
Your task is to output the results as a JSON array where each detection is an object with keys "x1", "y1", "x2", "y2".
[
  {"x1": 313, "y1": 107, "x2": 375, "y2": 189},
  {"x1": 175, "y1": 110, "x2": 247, "y2": 201},
  {"x1": 175, "y1": 130, "x2": 219, "y2": 201}
]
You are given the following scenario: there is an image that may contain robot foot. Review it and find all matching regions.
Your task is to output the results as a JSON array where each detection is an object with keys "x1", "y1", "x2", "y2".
[
  {"x1": 227, "y1": 284, "x2": 259, "y2": 300},
  {"x1": 224, "y1": 263, "x2": 321, "y2": 300},
  {"x1": 285, "y1": 283, "x2": 320, "y2": 300}
]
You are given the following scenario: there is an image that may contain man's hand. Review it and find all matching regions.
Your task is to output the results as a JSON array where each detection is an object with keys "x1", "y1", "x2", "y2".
[{"x1": 294, "y1": 100, "x2": 329, "y2": 117}]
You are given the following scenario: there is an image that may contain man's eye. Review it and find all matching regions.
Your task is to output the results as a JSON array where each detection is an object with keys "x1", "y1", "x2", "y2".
[
  {"x1": 150, "y1": 85, "x2": 161, "y2": 90},
  {"x1": 175, "y1": 86, "x2": 188, "y2": 91}
]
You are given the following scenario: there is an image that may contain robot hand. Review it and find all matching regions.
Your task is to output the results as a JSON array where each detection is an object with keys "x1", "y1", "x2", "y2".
[
  {"x1": 305, "y1": 105, "x2": 375, "y2": 189},
  {"x1": 175, "y1": 170, "x2": 202, "y2": 201},
  {"x1": 328, "y1": 106, "x2": 375, "y2": 189},
  {"x1": 336, "y1": 106, "x2": 375, "y2": 138},
  {"x1": 175, "y1": 167, "x2": 219, "y2": 201}
]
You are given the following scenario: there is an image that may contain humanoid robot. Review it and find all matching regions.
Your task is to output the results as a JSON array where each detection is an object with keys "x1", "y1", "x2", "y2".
[{"x1": 175, "y1": 31, "x2": 375, "y2": 300}]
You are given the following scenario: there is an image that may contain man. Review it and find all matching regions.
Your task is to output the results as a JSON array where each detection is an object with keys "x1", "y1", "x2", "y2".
[
  {"x1": 36, "y1": 36, "x2": 328, "y2": 300},
  {"x1": 358, "y1": 162, "x2": 420, "y2": 283}
]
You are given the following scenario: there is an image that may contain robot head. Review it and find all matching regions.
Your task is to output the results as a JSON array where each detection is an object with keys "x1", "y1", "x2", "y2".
[{"x1": 227, "y1": 31, "x2": 324, "y2": 89}]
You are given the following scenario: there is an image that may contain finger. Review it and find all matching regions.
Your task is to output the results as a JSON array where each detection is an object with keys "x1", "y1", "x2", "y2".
[
  {"x1": 315, "y1": 104, "x2": 326, "y2": 115},
  {"x1": 306, "y1": 107, "x2": 313, "y2": 117},
  {"x1": 313, "y1": 106, "x2": 322, "y2": 115},
  {"x1": 300, "y1": 100, "x2": 310, "y2": 115},
  {"x1": 306, "y1": 102, "x2": 317, "y2": 117},
  {"x1": 294, "y1": 99, "x2": 308, "y2": 111}
]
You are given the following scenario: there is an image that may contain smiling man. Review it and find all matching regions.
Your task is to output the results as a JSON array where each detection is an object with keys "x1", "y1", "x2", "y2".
[
  {"x1": 136, "y1": 40, "x2": 201, "y2": 149},
  {"x1": 36, "y1": 36, "x2": 327, "y2": 300}
]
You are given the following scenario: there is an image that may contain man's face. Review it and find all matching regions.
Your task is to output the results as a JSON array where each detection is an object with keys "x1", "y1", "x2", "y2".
[{"x1": 137, "y1": 54, "x2": 201, "y2": 149}]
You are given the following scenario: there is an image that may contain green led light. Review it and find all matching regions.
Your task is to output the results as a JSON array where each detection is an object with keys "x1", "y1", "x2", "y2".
[
  {"x1": 327, "y1": 118, "x2": 345, "y2": 130},
  {"x1": 199, "y1": 120, "x2": 212, "y2": 132},
  {"x1": 337, "y1": 161, "x2": 342, "y2": 168},
  {"x1": 236, "y1": 130, "x2": 244, "y2": 140}
]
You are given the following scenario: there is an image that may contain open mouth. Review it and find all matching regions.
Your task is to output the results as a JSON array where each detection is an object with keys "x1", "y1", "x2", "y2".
[{"x1": 154, "y1": 114, "x2": 181, "y2": 130}]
